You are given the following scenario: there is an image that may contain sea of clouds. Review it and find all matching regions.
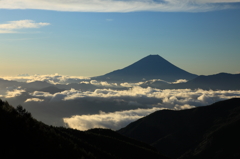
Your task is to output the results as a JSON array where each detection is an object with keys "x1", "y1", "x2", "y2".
[
  {"x1": 1, "y1": 74, "x2": 240, "y2": 130},
  {"x1": 17, "y1": 87, "x2": 240, "y2": 130},
  {"x1": 1, "y1": 73, "x2": 90, "y2": 84}
]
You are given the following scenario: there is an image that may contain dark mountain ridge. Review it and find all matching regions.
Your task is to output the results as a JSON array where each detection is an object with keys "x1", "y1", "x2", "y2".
[
  {"x1": 118, "y1": 98, "x2": 240, "y2": 159},
  {"x1": 92, "y1": 55, "x2": 197, "y2": 82},
  {"x1": 0, "y1": 99, "x2": 168, "y2": 159},
  {"x1": 141, "y1": 72, "x2": 240, "y2": 90}
]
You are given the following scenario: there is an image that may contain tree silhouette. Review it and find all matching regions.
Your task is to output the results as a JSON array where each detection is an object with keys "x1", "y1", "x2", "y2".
[{"x1": 16, "y1": 105, "x2": 31, "y2": 118}]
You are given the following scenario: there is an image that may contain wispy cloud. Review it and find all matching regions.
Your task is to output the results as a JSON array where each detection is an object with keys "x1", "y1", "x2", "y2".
[
  {"x1": 0, "y1": 20, "x2": 50, "y2": 34},
  {"x1": 0, "y1": 0, "x2": 238, "y2": 12},
  {"x1": 172, "y1": 79, "x2": 188, "y2": 84},
  {"x1": 25, "y1": 98, "x2": 44, "y2": 102}
]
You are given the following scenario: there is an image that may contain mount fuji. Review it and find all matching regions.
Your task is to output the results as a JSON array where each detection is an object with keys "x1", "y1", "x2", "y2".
[{"x1": 92, "y1": 55, "x2": 197, "y2": 82}]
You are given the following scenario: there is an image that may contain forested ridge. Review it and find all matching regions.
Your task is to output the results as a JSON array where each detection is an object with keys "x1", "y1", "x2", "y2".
[
  {"x1": 118, "y1": 98, "x2": 240, "y2": 159},
  {"x1": 0, "y1": 99, "x2": 168, "y2": 159}
]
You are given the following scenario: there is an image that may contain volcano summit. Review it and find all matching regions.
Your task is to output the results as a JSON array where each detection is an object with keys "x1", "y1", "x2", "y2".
[{"x1": 92, "y1": 55, "x2": 197, "y2": 82}]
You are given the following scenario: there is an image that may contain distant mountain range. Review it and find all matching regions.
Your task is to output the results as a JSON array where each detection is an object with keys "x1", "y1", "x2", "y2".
[
  {"x1": 92, "y1": 55, "x2": 197, "y2": 82},
  {"x1": 118, "y1": 98, "x2": 240, "y2": 159},
  {"x1": 141, "y1": 73, "x2": 240, "y2": 90},
  {"x1": 1, "y1": 55, "x2": 240, "y2": 91}
]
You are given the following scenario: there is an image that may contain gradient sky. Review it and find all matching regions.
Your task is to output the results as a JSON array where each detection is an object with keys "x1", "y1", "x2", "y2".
[{"x1": 1, "y1": 0, "x2": 240, "y2": 77}]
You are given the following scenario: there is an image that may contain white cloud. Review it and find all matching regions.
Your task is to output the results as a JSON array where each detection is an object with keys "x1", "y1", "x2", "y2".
[
  {"x1": 80, "y1": 81, "x2": 90, "y2": 84},
  {"x1": 25, "y1": 98, "x2": 44, "y2": 102},
  {"x1": 63, "y1": 107, "x2": 166, "y2": 130},
  {"x1": 31, "y1": 91, "x2": 53, "y2": 98},
  {"x1": 5, "y1": 88, "x2": 26, "y2": 98},
  {"x1": 0, "y1": 20, "x2": 49, "y2": 29},
  {"x1": 0, "y1": 20, "x2": 50, "y2": 34},
  {"x1": 30, "y1": 86, "x2": 240, "y2": 107},
  {"x1": 24, "y1": 86, "x2": 240, "y2": 130},
  {"x1": 62, "y1": 87, "x2": 240, "y2": 131},
  {"x1": 120, "y1": 82, "x2": 144, "y2": 87},
  {"x1": 143, "y1": 79, "x2": 171, "y2": 85},
  {"x1": 0, "y1": 74, "x2": 90, "y2": 84},
  {"x1": 90, "y1": 80, "x2": 118, "y2": 87},
  {"x1": 63, "y1": 104, "x2": 196, "y2": 131},
  {"x1": 197, "y1": 0, "x2": 240, "y2": 2},
  {"x1": 172, "y1": 79, "x2": 188, "y2": 84},
  {"x1": 0, "y1": 0, "x2": 238, "y2": 12},
  {"x1": 0, "y1": 30, "x2": 17, "y2": 34}
]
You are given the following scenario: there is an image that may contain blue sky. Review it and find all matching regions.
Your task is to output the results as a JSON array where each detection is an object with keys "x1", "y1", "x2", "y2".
[{"x1": 1, "y1": 0, "x2": 240, "y2": 77}]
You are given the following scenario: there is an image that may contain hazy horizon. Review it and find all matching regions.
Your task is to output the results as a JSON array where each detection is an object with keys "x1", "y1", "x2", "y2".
[{"x1": 1, "y1": 54, "x2": 240, "y2": 77}]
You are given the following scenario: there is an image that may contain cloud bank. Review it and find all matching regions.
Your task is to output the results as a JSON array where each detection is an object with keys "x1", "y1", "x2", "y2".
[
  {"x1": 0, "y1": 0, "x2": 238, "y2": 12},
  {"x1": 4, "y1": 87, "x2": 26, "y2": 98},
  {"x1": 2, "y1": 76, "x2": 240, "y2": 130},
  {"x1": 0, "y1": 20, "x2": 50, "y2": 34},
  {"x1": 30, "y1": 87, "x2": 240, "y2": 105},
  {"x1": 1, "y1": 74, "x2": 90, "y2": 84},
  {"x1": 63, "y1": 107, "x2": 166, "y2": 130},
  {"x1": 27, "y1": 86, "x2": 240, "y2": 130},
  {"x1": 63, "y1": 104, "x2": 197, "y2": 130}
]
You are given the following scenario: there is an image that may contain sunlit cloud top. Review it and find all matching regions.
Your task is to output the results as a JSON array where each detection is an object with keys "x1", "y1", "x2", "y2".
[
  {"x1": 0, "y1": 73, "x2": 90, "y2": 84},
  {"x1": 0, "y1": 0, "x2": 239, "y2": 12}
]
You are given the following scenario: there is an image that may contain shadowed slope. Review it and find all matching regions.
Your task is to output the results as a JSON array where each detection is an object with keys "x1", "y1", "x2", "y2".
[
  {"x1": 118, "y1": 98, "x2": 240, "y2": 159},
  {"x1": 0, "y1": 99, "x2": 168, "y2": 159}
]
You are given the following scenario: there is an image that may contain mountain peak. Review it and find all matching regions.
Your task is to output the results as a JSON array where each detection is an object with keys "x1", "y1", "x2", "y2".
[
  {"x1": 92, "y1": 55, "x2": 197, "y2": 82},
  {"x1": 146, "y1": 54, "x2": 161, "y2": 57},
  {"x1": 140, "y1": 54, "x2": 166, "y2": 60}
]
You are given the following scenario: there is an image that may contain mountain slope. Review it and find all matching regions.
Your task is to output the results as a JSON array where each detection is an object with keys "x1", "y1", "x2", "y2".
[
  {"x1": 184, "y1": 73, "x2": 240, "y2": 90},
  {"x1": 118, "y1": 98, "x2": 240, "y2": 159},
  {"x1": 0, "y1": 99, "x2": 168, "y2": 159},
  {"x1": 92, "y1": 55, "x2": 197, "y2": 82},
  {"x1": 141, "y1": 73, "x2": 240, "y2": 90}
]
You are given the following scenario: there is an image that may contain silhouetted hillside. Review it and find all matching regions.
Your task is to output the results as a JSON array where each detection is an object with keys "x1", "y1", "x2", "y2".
[
  {"x1": 0, "y1": 99, "x2": 168, "y2": 159},
  {"x1": 92, "y1": 55, "x2": 197, "y2": 82},
  {"x1": 118, "y1": 98, "x2": 240, "y2": 159}
]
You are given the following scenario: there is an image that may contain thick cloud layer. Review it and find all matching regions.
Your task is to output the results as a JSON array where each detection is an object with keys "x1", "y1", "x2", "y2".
[
  {"x1": 1, "y1": 74, "x2": 90, "y2": 84},
  {"x1": 29, "y1": 87, "x2": 240, "y2": 104},
  {"x1": 0, "y1": 0, "x2": 238, "y2": 12},
  {"x1": 1, "y1": 77, "x2": 240, "y2": 130},
  {"x1": 26, "y1": 86, "x2": 240, "y2": 130},
  {"x1": 90, "y1": 80, "x2": 118, "y2": 87},
  {"x1": 63, "y1": 105, "x2": 195, "y2": 130},
  {"x1": 63, "y1": 107, "x2": 166, "y2": 130}
]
